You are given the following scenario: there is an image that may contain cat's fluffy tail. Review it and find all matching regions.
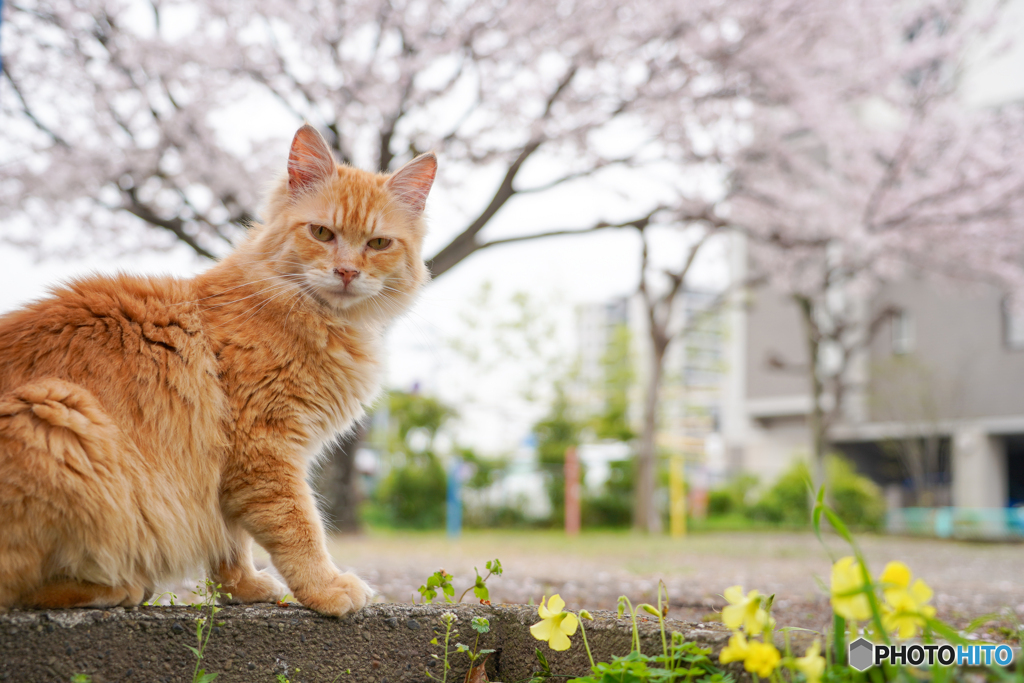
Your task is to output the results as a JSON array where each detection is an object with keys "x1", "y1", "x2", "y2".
[{"x1": 0, "y1": 379, "x2": 141, "y2": 610}]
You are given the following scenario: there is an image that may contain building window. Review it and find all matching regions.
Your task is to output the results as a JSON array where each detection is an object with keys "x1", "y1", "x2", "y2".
[
  {"x1": 891, "y1": 310, "x2": 913, "y2": 355},
  {"x1": 1004, "y1": 299, "x2": 1024, "y2": 351}
]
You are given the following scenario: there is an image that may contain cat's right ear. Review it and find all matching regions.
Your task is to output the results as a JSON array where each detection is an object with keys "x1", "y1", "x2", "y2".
[{"x1": 288, "y1": 124, "x2": 336, "y2": 193}]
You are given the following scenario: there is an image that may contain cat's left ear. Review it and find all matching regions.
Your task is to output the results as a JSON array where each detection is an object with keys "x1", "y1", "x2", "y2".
[
  {"x1": 288, "y1": 124, "x2": 336, "y2": 193},
  {"x1": 385, "y1": 153, "x2": 437, "y2": 215}
]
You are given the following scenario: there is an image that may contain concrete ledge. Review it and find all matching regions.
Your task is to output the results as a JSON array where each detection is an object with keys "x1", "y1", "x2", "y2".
[{"x1": 1, "y1": 603, "x2": 736, "y2": 682}]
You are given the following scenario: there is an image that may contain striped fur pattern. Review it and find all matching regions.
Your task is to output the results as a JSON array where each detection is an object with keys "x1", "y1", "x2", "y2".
[{"x1": 0, "y1": 125, "x2": 435, "y2": 615}]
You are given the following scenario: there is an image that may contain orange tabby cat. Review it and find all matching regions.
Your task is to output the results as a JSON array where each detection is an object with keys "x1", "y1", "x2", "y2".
[{"x1": 0, "y1": 124, "x2": 435, "y2": 615}]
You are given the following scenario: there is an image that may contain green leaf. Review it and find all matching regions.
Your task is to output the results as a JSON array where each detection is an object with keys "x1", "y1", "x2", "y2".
[
  {"x1": 535, "y1": 648, "x2": 551, "y2": 674},
  {"x1": 471, "y1": 616, "x2": 490, "y2": 634},
  {"x1": 812, "y1": 485, "x2": 826, "y2": 539},
  {"x1": 832, "y1": 613, "x2": 846, "y2": 667},
  {"x1": 823, "y1": 506, "x2": 854, "y2": 544},
  {"x1": 196, "y1": 672, "x2": 219, "y2": 683},
  {"x1": 964, "y1": 612, "x2": 1004, "y2": 632},
  {"x1": 185, "y1": 645, "x2": 201, "y2": 657},
  {"x1": 925, "y1": 617, "x2": 970, "y2": 646}
]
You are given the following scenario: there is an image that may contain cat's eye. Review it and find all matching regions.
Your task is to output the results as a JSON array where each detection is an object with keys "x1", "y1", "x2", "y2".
[
  {"x1": 367, "y1": 237, "x2": 392, "y2": 250},
  {"x1": 310, "y1": 225, "x2": 334, "y2": 242}
]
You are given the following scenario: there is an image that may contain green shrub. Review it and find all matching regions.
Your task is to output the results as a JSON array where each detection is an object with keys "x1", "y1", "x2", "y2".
[
  {"x1": 582, "y1": 492, "x2": 633, "y2": 527},
  {"x1": 583, "y1": 459, "x2": 633, "y2": 527},
  {"x1": 827, "y1": 455, "x2": 886, "y2": 530},
  {"x1": 706, "y1": 489, "x2": 734, "y2": 516},
  {"x1": 731, "y1": 456, "x2": 885, "y2": 529},
  {"x1": 707, "y1": 473, "x2": 759, "y2": 517},
  {"x1": 464, "y1": 502, "x2": 535, "y2": 528},
  {"x1": 375, "y1": 453, "x2": 447, "y2": 528},
  {"x1": 748, "y1": 461, "x2": 811, "y2": 525}
]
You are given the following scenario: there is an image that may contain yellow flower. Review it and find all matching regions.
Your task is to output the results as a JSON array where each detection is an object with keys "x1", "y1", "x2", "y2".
[
  {"x1": 529, "y1": 594, "x2": 578, "y2": 651},
  {"x1": 795, "y1": 639, "x2": 826, "y2": 683},
  {"x1": 718, "y1": 632, "x2": 750, "y2": 664},
  {"x1": 744, "y1": 640, "x2": 781, "y2": 678},
  {"x1": 722, "y1": 586, "x2": 773, "y2": 635},
  {"x1": 831, "y1": 556, "x2": 872, "y2": 621},
  {"x1": 879, "y1": 561, "x2": 912, "y2": 603},
  {"x1": 880, "y1": 563, "x2": 936, "y2": 639}
]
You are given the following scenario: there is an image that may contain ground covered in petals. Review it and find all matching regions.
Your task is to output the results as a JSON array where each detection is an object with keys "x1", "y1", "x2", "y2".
[{"x1": 315, "y1": 530, "x2": 1024, "y2": 644}]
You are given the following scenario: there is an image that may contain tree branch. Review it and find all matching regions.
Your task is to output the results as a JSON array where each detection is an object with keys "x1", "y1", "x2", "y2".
[
  {"x1": 425, "y1": 138, "x2": 543, "y2": 277},
  {"x1": 473, "y1": 207, "x2": 666, "y2": 253},
  {"x1": 2, "y1": 67, "x2": 70, "y2": 147},
  {"x1": 122, "y1": 188, "x2": 216, "y2": 260}
]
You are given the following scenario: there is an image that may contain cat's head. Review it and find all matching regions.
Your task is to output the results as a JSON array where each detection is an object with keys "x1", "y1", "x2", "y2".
[{"x1": 255, "y1": 124, "x2": 435, "y2": 322}]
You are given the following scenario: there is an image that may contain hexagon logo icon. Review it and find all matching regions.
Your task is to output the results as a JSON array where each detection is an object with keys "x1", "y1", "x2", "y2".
[{"x1": 849, "y1": 637, "x2": 874, "y2": 671}]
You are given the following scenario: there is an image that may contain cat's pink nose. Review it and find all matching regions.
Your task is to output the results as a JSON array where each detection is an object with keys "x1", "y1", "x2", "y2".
[{"x1": 334, "y1": 268, "x2": 360, "y2": 286}]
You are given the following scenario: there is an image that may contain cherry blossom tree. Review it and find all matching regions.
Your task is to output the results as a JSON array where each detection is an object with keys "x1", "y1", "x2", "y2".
[
  {"x1": 628, "y1": 218, "x2": 730, "y2": 532},
  {"x1": 1, "y1": 0, "x2": 743, "y2": 532},
  {"x1": 725, "y1": 0, "x2": 1024, "y2": 477},
  {"x1": 1, "y1": 0, "x2": 739, "y2": 267},
  {"x1": 7, "y1": 0, "x2": 1022, "y2": 529}
]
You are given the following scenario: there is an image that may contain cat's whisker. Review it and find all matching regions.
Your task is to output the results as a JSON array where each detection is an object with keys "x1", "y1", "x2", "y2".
[
  {"x1": 205, "y1": 281, "x2": 307, "y2": 331},
  {"x1": 283, "y1": 285, "x2": 314, "y2": 329},
  {"x1": 373, "y1": 294, "x2": 447, "y2": 368},
  {"x1": 180, "y1": 272, "x2": 307, "y2": 305},
  {"x1": 222, "y1": 287, "x2": 308, "y2": 332},
  {"x1": 201, "y1": 279, "x2": 305, "y2": 315},
  {"x1": 202, "y1": 277, "x2": 308, "y2": 311}
]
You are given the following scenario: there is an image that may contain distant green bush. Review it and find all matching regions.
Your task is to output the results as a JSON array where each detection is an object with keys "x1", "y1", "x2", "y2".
[
  {"x1": 375, "y1": 453, "x2": 447, "y2": 528},
  {"x1": 707, "y1": 473, "x2": 759, "y2": 516},
  {"x1": 371, "y1": 390, "x2": 455, "y2": 529},
  {"x1": 709, "y1": 455, "x2": 886, "y2": 530},
  {"x1": 827, "y1": 455, "x2": 886, "y2": 530},
  {"x1": 747, "y1": 461, "x2": 812, "y2": 525},
  {"x1": 583, "y1": 458, "x2": 633, "y2": 527},
  {"x1": 464, "y1": 499, "x2": 542, "y2": 528}
]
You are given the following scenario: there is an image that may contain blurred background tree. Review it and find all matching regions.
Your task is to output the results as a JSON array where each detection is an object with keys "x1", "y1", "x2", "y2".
[
  {"x1": 532, "y1": 383, "x2": 580, "y2": 527},
  {"x1": 372, "y1": 390, "x2": 455, "y2": 529},
  {"x1": 725, "y1": 0, "x2": 1024, "y2": 481},
  {"x1": 591, "y1": 323, "x2": 635, "y2": 443},
  {"x1": 4, "y1": 0, "x2": 1024, "y2": 535}
]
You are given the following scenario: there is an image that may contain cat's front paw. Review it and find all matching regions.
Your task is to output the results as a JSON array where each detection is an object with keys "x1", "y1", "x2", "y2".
[
  {"x1": 298, "y1": 572, "x2": 374, "y2": 617},
  {"x1": 221, "y1": 570, "x2": 287, "y2": 605}
]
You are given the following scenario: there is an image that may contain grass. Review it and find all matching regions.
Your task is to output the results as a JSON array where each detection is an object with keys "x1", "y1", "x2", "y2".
[{"x1": 332, "y1": 525, "x2": 843, "y2": 563}]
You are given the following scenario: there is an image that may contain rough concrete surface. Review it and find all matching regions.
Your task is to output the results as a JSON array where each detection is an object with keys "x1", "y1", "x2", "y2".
[{"x1": 0, "y1": 602, "x2": 740, "y2": 683}]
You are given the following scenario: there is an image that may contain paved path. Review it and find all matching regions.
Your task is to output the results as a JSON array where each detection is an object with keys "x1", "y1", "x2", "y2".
[{"x1": 322, "y1": 530, "x2": 1024, "y2": 640}]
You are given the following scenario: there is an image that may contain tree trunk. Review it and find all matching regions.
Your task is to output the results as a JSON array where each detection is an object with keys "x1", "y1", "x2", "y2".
[
  {"x1": 315, "y1": 423, "x2": 367, "y2": 534},
  {"x1": 634, "y1": 343, "x2": 667, "y2": 533},
  {"x1": 796, "y1": 296, "x2": 827, "y2": 486}
]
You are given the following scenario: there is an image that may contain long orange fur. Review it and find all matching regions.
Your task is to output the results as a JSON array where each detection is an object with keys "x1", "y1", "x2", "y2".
[{"x1": 0, "y1": 125, "x2": 436, "y2": 615}]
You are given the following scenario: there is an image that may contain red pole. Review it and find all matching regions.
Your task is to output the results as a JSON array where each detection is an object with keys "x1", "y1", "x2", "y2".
[{"x1": 565, "y1": 446, "x2": 580, "y2": 536}]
